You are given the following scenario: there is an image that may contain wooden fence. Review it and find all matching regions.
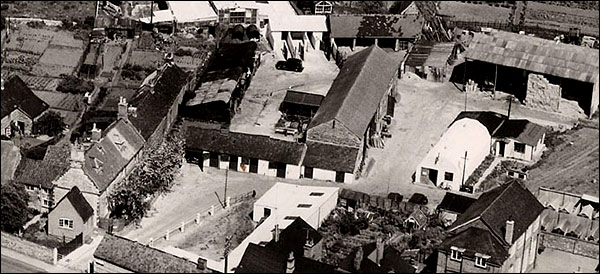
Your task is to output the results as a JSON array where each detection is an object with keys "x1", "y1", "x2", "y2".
[{"x1": 57, "y1": 233, "x2": 83, "y2": 260}]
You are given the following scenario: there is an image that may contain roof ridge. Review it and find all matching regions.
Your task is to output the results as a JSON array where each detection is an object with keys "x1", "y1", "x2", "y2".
[
  {"x1": 479, "y1": 216, "x2": 510, "y2": 247},
  {"x1": 479, "y1": 183, "x2": 514, "y2": 220}
]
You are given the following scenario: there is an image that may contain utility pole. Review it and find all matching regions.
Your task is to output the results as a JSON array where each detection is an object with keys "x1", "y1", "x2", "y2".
[
  {"x1": 150, "y1": 0, "x2": 154, "y2": 25},
  {"x1": 507, "y1": 95, "x2": 513, "y2": 119},
  {"x1": 461, "y1": 151, "x2": 468, "y2": 188},
  {"x1": 464, "y1": 88, "x2": 468, "y2": 111},
  {"x1": 224, "y1": 168, "x2": 228, "y2": 208}
]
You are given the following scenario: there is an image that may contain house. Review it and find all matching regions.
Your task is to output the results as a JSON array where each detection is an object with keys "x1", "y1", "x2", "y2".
[
  {"x1": 266, "y1": 14, "x2": 327, "y2": 60},
  {"x1": 492, "y1": 119, "x2": 546, "y2": 162},
  {"x1": 338, "y1": 238, "x2": 416, "y2": 273},
  {"x1": 436, "y1": 181, "x2": 545, "y2": 273},
  {"x1": 167, "y1": 1, "x2": 217, "y2": 32},
  {"x1": 93, "y1": 233, "x2": 209, "y2": 273},
  {"x1": 462, "y1": 29, "x2": 599, "y2": 117},
  {"x1": 329, "y1": 14, "x2": 424, "y2": 53},
  {"x1": 225, "y1": 183, "x2": 339, "y2": 273},
  {"x1": 1, "y1": 75, "x2": 49, "y2": 136},
  {"x1": 403, "y1": 41, "x2": 454, "y2": 82},
  {"x1": 436, "y1": 192, "x2": 477, "y2": 227},
  {"x1": 47, "y1": 186, "x2": 94, "y2": 243},
  {"x1": 236, "y1": 217, "x2": 334, "y2": 273},
  {"x1": 12, "y1": 144, "x2": 71, "y2": 212},
  {"x1": 415, "y1": 118, "x2": 492, "y2": 190},
  {"x1": 305, "y1": 45, "x2": 400, "y2": 183}
]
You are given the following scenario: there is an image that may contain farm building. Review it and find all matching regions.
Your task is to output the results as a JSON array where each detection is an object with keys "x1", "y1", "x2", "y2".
[
  {"x1": 404, "y1": 41, "x2": 454, "y2": 82},
  {"x1": 460, "y1": 29, "x2": 600, "y2": 117},
  {"x1": 184, "y1": 124, "x2": 306, "y2": 179},
  {"x1": 305, "y1": 45, "x2": 400, "y2": 183},
  {"x1": 437, "y1": 181, "x2": 544, "y2": 273},
  {"x1": 537, "y1": 188, "x2": 599, "y2": 241},
  {"x1": 266, "y1": 15, "x2": 327, "y2": 60},
  {"x1": 225, "y1": 183, "x2": 339, "y2": 273},
  {"x1": 492, "y1": 119, "x2": 546, "y2": 162},
  {"x1": 328, "y1": 14, "x2": 425, "y2": 54},
  {"x1": 1, "y1": 75, "x2": 49, "y2": 137},
  {"x1": 415, "y1": 118, "x2": 491, "y2": 190},
  {"x1": 436, "y1": 192, "x2": 477, "y2": 227},
  {"x1": 214, "y1": 1, "x2": 261, "y2": 26},
  {"x1": 279, "y1": 89, "x2": 324, "y2": 118},
  {"x1": 47, "y1": 186, "x2": 94, "y2": 243},
  {"x1": 167, "y1": 1, "x2": 218, "y2": 31}
]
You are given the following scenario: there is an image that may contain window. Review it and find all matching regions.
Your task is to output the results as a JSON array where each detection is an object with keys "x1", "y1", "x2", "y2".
[
  {"x1": 297, "y1": 204, "x2": 312, "y2": 208},
  {"x1": 475, "y1": 254, "x2": 489, "y2": 268},
  {"x1": 58, "y1": 218, "x2": 73, "y2": 229},
  {"x1": 26, "y1": 185, "x2": 36, "y2": 191},
  {"x1": 444, "y1": 172, "x2": 454, "y2": 181},
  {"x1": 43, "y1": 199, "x2": 49, "y2": 207},
  {"x1": 284, "y1": 216, "x2": 298, "y2": 220},
  {"x1": 309, "y1": 192, "x2": 323, "y2": 196},
  {"x1": 450, "y1": 247, "x2": 464, "y2": 261},
  {"x1": 263, "y1": 208, "x2": 271, "y2": 217},
  {"x1": 514, "y1": 143, "x2": 526, "y2": 153}
]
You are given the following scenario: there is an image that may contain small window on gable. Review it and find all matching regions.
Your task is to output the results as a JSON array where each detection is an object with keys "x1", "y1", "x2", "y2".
[
  {"x1": 514, "y1": 143, "x2": 526, "y2": 153},
  {"x1": 444, "y1": 172, "x2": 454, "y2": 181},
  {"x1": 297, "y1": 204, "x2": 312, "y2": 208},
  {"x1": 309, "y1": 192, "x2": 323, "y2": 196}
]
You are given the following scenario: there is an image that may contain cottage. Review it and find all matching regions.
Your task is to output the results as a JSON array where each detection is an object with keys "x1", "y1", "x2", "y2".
[
  {"x1": 493, "y1": 119, "x2": 546, "y2": 162},
  {"x1": 415, "y1": 118, "x2": 491, "y2": 190},
  {"x1": 93, "y1": 233, "x2": 208, "y2": 273},
  {"x1": 48, "y1": 186, "x2": 94, "y2": 243},
  {"x1": 1, "y1": 75, "x2": 49, "y2": 137},
  {"x1": 436, "y1": 192, "x2": 477, "y2": 227},
  {"x1": 305, "y1": 45, "x2": 400, "y2": 183},
  {"x1": 437, "y1": 181, "x2": 544, "y2": 273},
  {"x1": 461, "y1": 30, "x2": 600, "y2": 117}
]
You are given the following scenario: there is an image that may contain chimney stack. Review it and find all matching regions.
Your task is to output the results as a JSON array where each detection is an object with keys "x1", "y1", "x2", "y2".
[
  {"x1": 505, "y1": 219, "x2": 515, "y2": 244},
  {"x1": 376, "y1": 237, "x2": 384, "y2": 266},
  {"x1": 303, "y1": 230, "x2": 315, "y2": 259},
  {"x1": 196, "y1": 257, "x2": 207, "y2": 270},
  {"x1": 91, "y1": 123, "x2": 101, "y2": 142},
  {"x1": 118, "y1": 96, "x2": 128, "y2": 120},
  {"x1": 286, "y1": 251, "x2": 295, "y2": 273},
  {"x1": 273, "y1": 224, "x2": 280, "y2": 242}
]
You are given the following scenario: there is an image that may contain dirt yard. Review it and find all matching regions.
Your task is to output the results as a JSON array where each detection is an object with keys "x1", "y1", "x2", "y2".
[
  {"x1": 531, "y1": 248, "x2": 598, "y2": 273},
  {"x1": 152, "y1": 200, "x2": 256, "y2": 261}
]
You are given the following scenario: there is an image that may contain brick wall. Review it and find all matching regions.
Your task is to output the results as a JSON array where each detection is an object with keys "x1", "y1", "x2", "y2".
[
  {"x1": 525, "y1": 73, "x2": 561, "y2": 112},
  {"x1": 540, "y1": 232, "x2": 599, "y2": 259},
  {"x1": 1, "y1": 232, "x2": 55, "y2": 264}
]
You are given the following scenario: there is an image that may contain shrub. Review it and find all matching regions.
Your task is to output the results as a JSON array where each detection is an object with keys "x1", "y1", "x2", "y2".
[
  {"x1": 57, "y1": 75, "x2": 94, "y2": 94},
  {"x1": 1, "y1": 181, "x2": 30, "y2": 233},
  {"x1": 33, "y1": 111, "x2": 66, "y2": 137}
]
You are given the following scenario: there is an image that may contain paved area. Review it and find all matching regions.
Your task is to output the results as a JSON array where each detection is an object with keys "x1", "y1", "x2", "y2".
[
  {"x1": 530, "y1": 248, "x2": 598, "y2": 273},
  {"x1": 57, "y1": 231, "x2": 104, "y2": 273},
  {"x1": 120, "y1": 164, "x2": 339, "y2": 244}
]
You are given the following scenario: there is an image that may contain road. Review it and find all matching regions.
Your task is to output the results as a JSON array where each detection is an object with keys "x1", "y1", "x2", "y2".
[{"x1": 1, "y1": 255, "x2": 46, "y2": 273}]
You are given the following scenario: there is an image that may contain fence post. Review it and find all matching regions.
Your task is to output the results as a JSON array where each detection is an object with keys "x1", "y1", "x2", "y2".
[
  {"x1": 53, "y1": 248, "x2": 58, "y2": 265},
  {"x1": 196, "y1": 213, "x2": 201, "y2": 224},
  {"x1": 165, "y1": 230, "x2": 170, "y2": 241},
  {"x1": 226, "y1": 196, "x2": 231, "y2": 208},
  {"x1": 181, "y1": 221, "x2": 185, "y2": 233},
  {"x1": 210, "y1": 205, "x2": 215, "y2": 215}
]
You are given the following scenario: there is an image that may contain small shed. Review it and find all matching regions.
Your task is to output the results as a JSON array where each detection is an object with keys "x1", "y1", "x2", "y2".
[
  {"x1": 405, "y1": 208, "x2": 428, "y2": 231},
  {"x1": 404, "y1": 41, "x2": 454, "y2": 82}
]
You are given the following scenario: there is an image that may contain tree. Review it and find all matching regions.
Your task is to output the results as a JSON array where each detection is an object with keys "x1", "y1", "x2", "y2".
[
  {"x1": 57, "y1": 75, "x2": 95, "y2": 94},
  {"x1": 33, "y1": 111, "x2": 66, "y2": 137},
  {"x1": 358, "y1": 1, "x2": 387, "y2": 14},
  {"x1": 1, "y1": 182, "x2": 30, "y2": 233}
]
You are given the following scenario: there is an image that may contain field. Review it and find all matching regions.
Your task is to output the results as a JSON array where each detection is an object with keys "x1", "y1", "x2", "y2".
[
  {"x1": 524, "y1": 2, "x2": 599, "y2": 36},
  {"x1": 2, "y1": 1, "x2": 95, "y2": 23},
  {"x1": 437, "y1": 2, "x2": 512, "y2": 23},
  {"x1": 33, "y1": 90, "x2": 84, "y2": 112},
  {"x1": 19, "y1": 75, "x2": 61, "y2": 91}
]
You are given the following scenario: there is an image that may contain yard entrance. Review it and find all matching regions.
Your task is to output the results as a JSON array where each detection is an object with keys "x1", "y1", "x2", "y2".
[
  {"x1": 276, "y1": 163, "x2": 286, "y2": 178},
  {"x1": 249, "y1": 158, "x2": 259, "y2": 173},
  {"x1": 420, "y1": 168, "x2": 438, "y2": 185},
  {"x1": 209, "y1": 152, "x2": 219, "y2": 167}
]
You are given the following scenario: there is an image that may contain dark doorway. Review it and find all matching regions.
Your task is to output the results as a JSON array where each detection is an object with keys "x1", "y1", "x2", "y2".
[
  {"x1": 264, "y1": 207, "x2": 271, "y2": 218},
  {"x1": 276, "y1": 163, "x2": 286, "y2": 178},
  {"x1": 304, "y1": 167, "x2": 313, "y2": 179},
  {"x1": 499, "y1": 142, "x2": 506, "y2": 157},
  {"x1": 18, "y1": 121, "x2": 25, "y2": 133},
  {"x1": 249, "y1": 158, "x2": 259, "y2": 173},
  {"x1": 335, "y1": 171, "x2": 345, "y2": 183},
  {"x1": 209, "y1": 152, "x2": 219, "y2": 167},
  {"x1": 229, "y1": 155, "x2": 238, "y2": 170},
  {"x1": 420, "y1": 168, "x2": 438, "y2": 185}
]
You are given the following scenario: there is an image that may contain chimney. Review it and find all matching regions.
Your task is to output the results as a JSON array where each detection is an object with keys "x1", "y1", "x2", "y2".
[
  {"x1": 286, "y1": 251, "x2": 295, "y2": 273},
  {"x1": 118, "y1": 96, "x2": 128, "y2": 120},
  {"x1": 505, "y1": 219, "x2": 515, "y2": 244},
  {"x1": 272, "y1": 224, "x2": 280, "y2": 242},
  {"x1": 197, "y1": 257, "x2": 207, "y2": 271},
  {"x1": 91, "y1": 123, "x2": 101, "y2": 142},
  {"x1": 376, "y1": 237, "x2": 384, "y2": 265},
  {"x1": 303, "y1": 230, "x2": 315, "y2": 259}
]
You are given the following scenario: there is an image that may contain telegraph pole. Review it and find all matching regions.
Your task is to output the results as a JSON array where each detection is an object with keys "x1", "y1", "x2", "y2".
[
  {"x1": 461, "y1": 151, "x2": 468, "y2": 188},
  {"x1": 224, "y1": 168, "x2": 228, "y2": 208}
]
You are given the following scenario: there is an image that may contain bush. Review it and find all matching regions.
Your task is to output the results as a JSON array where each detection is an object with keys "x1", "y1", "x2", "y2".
[
  {"x1": 57, "y1": 75, "x2": 94, "y2": 94},
  {"x1": 32, "y1": 111, "x2": 66, "y2": 137},
  {"x1": 1, "y1": 182, "x2": 30, "y2": 233}
]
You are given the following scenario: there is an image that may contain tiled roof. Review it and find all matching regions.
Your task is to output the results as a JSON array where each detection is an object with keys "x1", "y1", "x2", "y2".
[
  {"x1": 264, "y1": 217, "x2": 323, "y2": 258},
  {"x1": 338, "y1": 243, "x2": 415, "y2": 273},
  {"x1": 1, "y1": 75, "x2": 49, "y2": 119},
  {"x1": 329, "y1": 14, "x2": 424, "y2": 39},
  {"x1": 129, "y1": 64, "x2": 189, "y2": 140},
  {"x1": 439, "y1": 226, "x2": 509, "y2": 265},
  {"x1": 449, "y1": 181, "x2": 545, "y2": 246},
  {"x1": 464, "y1": 30, "x2": 599, "y2": 83},
  {"x1": 51, "y1": 186, "x2": 94, "y2": 222},
  {"x1": 303, "y1": 140, "x2": 359, "y2": 173},
  {"x1": 94, "y1": 233, "x2": 205, "y2": 273},
  {"x1": 494, "y1": 119, "x2": 546, "y2": 146},
  {"x1": 308, "y1": 45, "x2": 399, "y2": 140},
  {"x1": 83, "y1": 119, "x2": 145, "y2": 192},
  {"x1": 12, "y1": 145, "x2": 71, "y2": 189},
  {"x1": 185, "y1": 123, "x2": 306, "y2": 165},
  {"x1": 437, "y1": 192, "x2": 477, "y2": 214},
  {"x1": 235, "y1": 243, "x2": 335, "y2": 273}
]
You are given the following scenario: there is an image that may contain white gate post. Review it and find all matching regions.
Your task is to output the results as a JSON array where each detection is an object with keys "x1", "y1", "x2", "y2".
[
  {"x1": 165, "y1": 230, "x2": 170, "y2": 240},
  {"x1": 196, "y1": 213, "x2": 201, "y2": 224},
  {"x1": 180, "y1": 221, "x2": 185, "y2": 232},
  {"x1": 226, "y1": 196, "x2": 231, "y2": 209},
  {"x1": 53, "y1": 248, "x2": 58, "y2": 265},
  {"x1": 210, "y1": 205, "x2": 215, "y2": 215}
]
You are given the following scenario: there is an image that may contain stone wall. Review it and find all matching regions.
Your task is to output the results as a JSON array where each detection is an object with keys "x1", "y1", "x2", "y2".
[
  {"x1": 1, "y1": 232, "x2": 56, "y2": 264},
  {"x1": 525, "y1": 73, "x2": 561, "y2": 112},
  {"x1": 540, "y1": 231, "x2": 599, "y2": 259}
]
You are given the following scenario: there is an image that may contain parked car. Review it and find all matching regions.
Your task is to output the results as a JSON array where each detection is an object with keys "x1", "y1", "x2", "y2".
[
  {"x1": 408, "y1": 193, "x2": 428, "y2": 205},
  {"x1": 275, "y1": 58, "x2": 304, "y2": 72}
]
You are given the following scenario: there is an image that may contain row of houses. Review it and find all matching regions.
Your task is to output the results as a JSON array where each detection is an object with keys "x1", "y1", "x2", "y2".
[
  {"x1": 415, "y1": 111, "x2": 546, "y2": 191},
  {"x1": 185, "y1": 44, "x2": 400, "y2": 183}
]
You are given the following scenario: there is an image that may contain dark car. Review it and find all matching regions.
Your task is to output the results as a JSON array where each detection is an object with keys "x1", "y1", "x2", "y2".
[
  {"x1": 408, "y1": 193, "x2": 428, "y2": 205},
  {"x1": 275, "y1": 58, "x2": 304, "y2": 72}
]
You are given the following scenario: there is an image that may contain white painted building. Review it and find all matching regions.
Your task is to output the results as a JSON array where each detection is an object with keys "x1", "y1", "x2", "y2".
[
  {"x1": 168, "y1": 1, "x2": 218, "y2": 30},
  {"x1": 266, "y1": 15, "x2": 327, "y2": 60},
  {"x1": 415, "y1": 118, "x2": 492, "y2": 190},
  {"x1": 492, "y1": 119, "x2": 546, "y2": 163}
]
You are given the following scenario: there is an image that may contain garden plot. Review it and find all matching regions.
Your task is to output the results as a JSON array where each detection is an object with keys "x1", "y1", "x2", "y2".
[
  {"x1": 3, "y1": 27, "x2": 54, "y2": 55},
  {"x1": 20, "y1": 75, "x2": 62, "y2": 91},
  {"x1": 34, "y1": 45, "x2": 85, "y2": 77},
  {"x1": 50, "y1": 31, "x2": 86, "y2": 49},
  {"x1": 33, "y1": 90, "x2": 84, "y2": 112},
  {"x1": 127, "y1": 50, "x2": 164, "y2": 70},
  {"x1": 437, "y1": 2, "x2": 511, "y2": 23},
  {"x1": 524, "y1": 2, "x2": 599, "y2": 36},
  {"x1": 2, "y1": 51, "x2": 39, "y2": 73}
]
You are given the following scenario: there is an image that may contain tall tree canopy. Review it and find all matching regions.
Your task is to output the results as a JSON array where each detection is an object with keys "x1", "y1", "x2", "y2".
[{"x1": 1, "y1": 182, "x2": 30, "y2": 233}]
